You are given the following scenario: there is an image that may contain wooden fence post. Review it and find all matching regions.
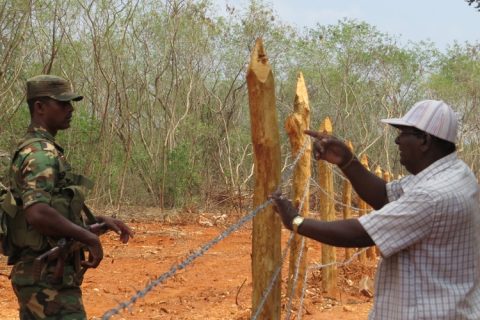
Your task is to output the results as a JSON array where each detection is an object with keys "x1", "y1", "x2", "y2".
[
  {"x1": 358, "y1": 154, "x2": 369, "y2": 263},
  {"x1": 247, "y1": 38, "x2": 282, "y2": 320},
  {"x1": 318, "y1": 117, "x2": 337, "y2": 296},
  {"x1": 285, "y1": 72, "x2": 311, "y2": 298},
  {"x1": 374, "y1": 165, "x2": 382, "y2": 179},
  {"x1": 384, "y1": 171, "x2": 391, "y2": 183},
  {"x1": 342, "y1": 141, "x2": 354, "y2": 260}
]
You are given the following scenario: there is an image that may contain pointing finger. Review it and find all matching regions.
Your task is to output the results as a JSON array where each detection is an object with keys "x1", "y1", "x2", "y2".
[{"x1": 304, "y1": 130, "x2": 321, "y2": 139}]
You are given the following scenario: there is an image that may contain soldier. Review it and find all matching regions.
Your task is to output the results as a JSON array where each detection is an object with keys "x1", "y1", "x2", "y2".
[{"x1": 5, "y1": 75, "x2": 134, "y2": 319}]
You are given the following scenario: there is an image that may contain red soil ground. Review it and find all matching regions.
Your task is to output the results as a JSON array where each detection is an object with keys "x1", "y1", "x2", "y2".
[{"x1": 0, "y1": 210, "x2": 376, "y2": 319}]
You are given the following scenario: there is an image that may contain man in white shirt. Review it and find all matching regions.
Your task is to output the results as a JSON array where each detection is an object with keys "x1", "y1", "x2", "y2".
[{"x1": 271, "y1": 100, "x2": 480, "y2": 319}]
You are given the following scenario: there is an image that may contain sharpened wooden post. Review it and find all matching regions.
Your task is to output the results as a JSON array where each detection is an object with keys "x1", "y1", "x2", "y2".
[
  {"x1": 318, "y1": 117, "x2": 337, "y2": 296},
  {"x1": 374, "y1": 165, "x2": 382, "y2": 178},
  {"x1": 285, "y1": 72, "x2": 311, "y2": 298},
  {"x1": 342, "y1": 141, "x2": 354, "y2": 260},
  {"x1": 358, "y1": 154, "x2": 370, "y2": 263},
  {"x1": 247, "y1": 38, "x2": 282, "y2": 320},
  {"x1": 384, "y1": 171, "x2": 391, "y2": 183}
]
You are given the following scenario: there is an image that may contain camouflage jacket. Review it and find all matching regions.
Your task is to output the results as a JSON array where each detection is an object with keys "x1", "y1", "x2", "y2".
[
  {"x1": 11, "y1": 126, "x2": 68, "y2": 208},
  {"x1": 6, "y1": 125, "x2": 93, "y2": 262}
]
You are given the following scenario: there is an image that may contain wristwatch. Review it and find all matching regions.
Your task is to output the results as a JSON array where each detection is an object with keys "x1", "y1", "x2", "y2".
[{"x1": 291, "y1": 215, "x2": 305, "y2": 233}]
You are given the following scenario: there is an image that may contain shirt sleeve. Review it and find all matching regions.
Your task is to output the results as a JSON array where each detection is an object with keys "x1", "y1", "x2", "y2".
[
  {"x1": 358, "y1": 189, "x2": 436, "y2": 258},
  {"x1": 17, "y1": 148, "x2": 58, "y2": 209},
  {"x1": 386, "y1": 179, "x2": 403, "y2": 202}
]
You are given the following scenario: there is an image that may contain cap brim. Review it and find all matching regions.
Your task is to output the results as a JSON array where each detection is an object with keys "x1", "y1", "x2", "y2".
[
  {"x1": 380, "y1": 118, "x2": 414, "y2": 128},
  {"x1": 50, "y1": 93, "x2": 83, "y2": 102}
]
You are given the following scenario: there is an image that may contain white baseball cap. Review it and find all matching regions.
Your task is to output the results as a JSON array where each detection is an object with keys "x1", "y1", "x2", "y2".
[{"x1": 381, "y1": 100, "x2": 458, "y2": 143}]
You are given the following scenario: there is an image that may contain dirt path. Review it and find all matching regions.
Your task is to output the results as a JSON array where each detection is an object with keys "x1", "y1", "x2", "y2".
[{"x1": 0, "y1": 217, "x2": 375, "y2": 319}]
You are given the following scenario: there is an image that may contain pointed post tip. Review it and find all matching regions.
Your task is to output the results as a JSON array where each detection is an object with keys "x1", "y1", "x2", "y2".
[
  {"x1": 319, "y1": 117, "x2": 333, "y2": 134},
  {"x1": 346, "y1": 140, "x2": 353, "y2": 151},
  {"x1": 252, "y1": 38, "x2": 268, "y2": 64},
  {"x1": 248, "y1": 38, "x2": 271, "y2": 82},
  {"x1": 360, "y1": 153, "x2": 369, "y2": 166},
  {"x1": 294, "y1": 71, "x2": 310, "y2": 115}
]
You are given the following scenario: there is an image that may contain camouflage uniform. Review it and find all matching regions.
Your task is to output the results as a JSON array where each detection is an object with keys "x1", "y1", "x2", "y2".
[{"x1": 9, "y1": 125, "x2": 87, "y2": 320}]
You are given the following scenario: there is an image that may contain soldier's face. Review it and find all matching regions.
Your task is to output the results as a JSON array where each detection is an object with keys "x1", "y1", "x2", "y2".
[{"x1": 40, "y1": 98, "x2": 74, "y2": 133}]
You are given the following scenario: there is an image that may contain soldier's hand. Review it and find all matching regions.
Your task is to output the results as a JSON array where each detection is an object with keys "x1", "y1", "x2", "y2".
[
  {"x1": 304, "y1": 130, "x2": 354, "y2": 168},
  {"x1": 269, "y1": 191, "x2": 298, "y2": 230},
  {"x1": 88, "y1": 222, "x2": 109, "y2": 235},
  {"x1": 97, "y1": 216, "x2": 134, "y2": 244},
  {"x1": 82, "y1": 233, "x2": 103, "y2": 269}
]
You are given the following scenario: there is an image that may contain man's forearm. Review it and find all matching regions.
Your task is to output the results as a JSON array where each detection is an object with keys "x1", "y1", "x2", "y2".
[
  {"x1": 298, "y1": 218, "x2": 374, "y2": 248},
  {"x1": 25, "y1": 203, "x2": 98, "y2": 245},
  {"x1": 341, "y1": 159, "x2": 388, "y2": 210}
]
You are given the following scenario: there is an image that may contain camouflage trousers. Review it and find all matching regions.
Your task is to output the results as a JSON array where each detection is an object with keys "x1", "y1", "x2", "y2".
[{"x1": 10, "y1": 259, "x2": 86, "y2": 320}]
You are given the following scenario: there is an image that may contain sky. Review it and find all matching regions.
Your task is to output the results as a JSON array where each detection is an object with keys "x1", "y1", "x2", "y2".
[{"x1": 211, "y1": 0, "x2": 480, "y2": 51}]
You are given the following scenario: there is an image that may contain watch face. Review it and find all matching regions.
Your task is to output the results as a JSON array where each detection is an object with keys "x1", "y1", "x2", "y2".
[
  {"x1": 293, "y1": 217, "x2": 300, "y2": 225},
  {"x1": 292, "y1": 216, "x2": 304, "y2": 232},
  {"x1": 293, "y1": 216, "x2": 303, "y2": 225}
]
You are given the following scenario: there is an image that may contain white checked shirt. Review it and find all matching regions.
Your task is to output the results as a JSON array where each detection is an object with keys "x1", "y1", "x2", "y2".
[{"x1": 359, "y1": 153, "x2": 480, "y2": 320}]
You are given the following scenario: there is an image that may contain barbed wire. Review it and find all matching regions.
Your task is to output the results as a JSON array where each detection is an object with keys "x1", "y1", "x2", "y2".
[
  {"x1": 278, "y1": 140, "x2": 310, "y2": 192},
  {"x1": 251, "y1": 140, "x2": 311, "y2": 320},
  {"x1": 101, "y1": 199, "x2": 273, "y2": 319},
  {"x1": 284, "y1": 181, "x2": 310, "y2": 320},
  {"x1": 308, "y1": 247, "x2": 369, "y2": 271},
  {"x1": 251, "y1": 232, "x2": 295, "y2": 320},
  {"x1": 101, "y1": 141, "x2": 310, "y2": 319},
  {"x1": 101, "y1": 137, "x2": 373, "y2": 320},
  {"x1": 309, "y1": 177, "x2": 360, "y2": 211},
  {"x1": 249, "y1": 139, "x2": 310, "y2": 319}
]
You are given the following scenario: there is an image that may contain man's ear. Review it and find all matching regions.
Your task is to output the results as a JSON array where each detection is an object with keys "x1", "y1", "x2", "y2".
[
  {"x1": 33, "y1": 100, "x2": 46, "y2": 115},
  {"x1": 419, "y1": 133, "x2": 433, "y2": 152}
]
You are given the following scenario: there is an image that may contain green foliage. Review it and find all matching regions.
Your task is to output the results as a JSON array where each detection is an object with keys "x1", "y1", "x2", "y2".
[
  {"x1": 164, "y1": 142, "x2": 201, "y2": 208},
  {"x1": 427, "y1": 43, "x2": 480, "y2": 171},
  {"x1": 59, "y1": 107, "x2": 102, "y2": 166},
  {"x1": 428, "y1": 44, "x2": 480, "y2": 102},
  {"x1": 0, "y1": 0, "x2": 478, "y2": 208}
]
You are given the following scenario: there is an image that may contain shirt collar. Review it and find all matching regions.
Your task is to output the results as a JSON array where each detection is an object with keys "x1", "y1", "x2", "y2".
[
  {"x1": 26, "y1": 125, "x2": 63, "y2": 152},
  {"x1": 401, "y1": 152, "x2": 457, "y2": 192},
  {"x1": 27, "y1": 125, "x2": 55, "y2": 141}
]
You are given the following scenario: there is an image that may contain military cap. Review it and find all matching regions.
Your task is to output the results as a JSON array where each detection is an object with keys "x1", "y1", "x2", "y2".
[{"x1": 26, "y1": 75, "x2": 83, "y2": 102}]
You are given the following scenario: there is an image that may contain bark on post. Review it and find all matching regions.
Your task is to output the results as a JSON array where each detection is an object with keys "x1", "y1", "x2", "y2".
[
  {"x1": 374, "y1": 165, "x2": 382, "y2": 178},
  {"x1": 318, "y1": 117, "x2": 337, "y2": 296},
  {"x1": 247, "y1": 38, "x2": 282, "y2": 320},
  {"x1": 384, "y1": 171, "x2": 391, "y2": 183},
  {"x1": 358, "y1": 154, "x2": 370, "y2": 263},
  {"x1": 285, "y1": 72, "x2": 311, "y2": 298},
  {"x1": 342, "y1": 141, "x2": 354, "y2": 260}
]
